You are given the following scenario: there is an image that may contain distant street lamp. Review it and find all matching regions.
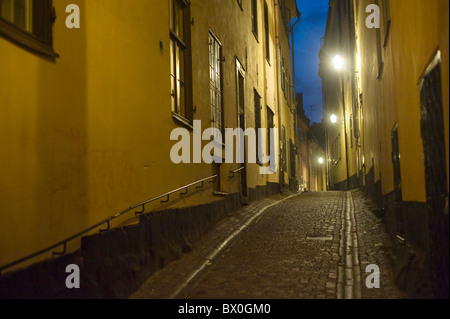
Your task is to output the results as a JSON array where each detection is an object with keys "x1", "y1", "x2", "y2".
[
  {"x1": 330, "y1": 114, "x2": 338, "y2": 124},
  {"x1": 332, "y1": 55, "x2": 345, "y2": 71},
  {"x1": 318, "y1": 157, "x2": 324, "y2": 164}
]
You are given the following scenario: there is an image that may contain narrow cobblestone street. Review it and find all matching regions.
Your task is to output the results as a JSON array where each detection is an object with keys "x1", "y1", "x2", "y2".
[{"x1": 131, "y1": 191, "x2": 408, "y2": 299}]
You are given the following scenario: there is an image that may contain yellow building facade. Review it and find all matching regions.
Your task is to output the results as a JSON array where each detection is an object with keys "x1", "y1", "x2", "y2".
[
  {"x1": 320, "y1": 0, "x2": 449, "y2": 298},
  {"x1": 0, "y1": 0, "x2": 299, "y2": 290}
]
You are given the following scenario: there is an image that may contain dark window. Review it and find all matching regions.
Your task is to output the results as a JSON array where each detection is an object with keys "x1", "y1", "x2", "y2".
[
  {"x1": 170, "y1": 0, "x2": 193, "y2": 125},
  {"x1": 375, "y1": 0, "x2": 384, "y2": 79},
  {"x1": 251, "y1": 0, "x2": 258, "y2": 40},
  {"x1": 0, "y1": 0, "x2": 56, "y2": 58},
  {"x1": 267, "y1": 106, "x2": 276, "y2": 172},
  {"x1": 254, "y1": 90, "x2": 262, "y2": 163},
  {"x1": 419, "y1": 52, "x2": 449, "y2": 298},
  {"x1": 281, "y1": 53, "x2": 286, "y2": 93},
  {"x1": 382, "y1": 0, "x2": 391, "y2": 47},
  {"x1": 350, "y1": 114, "x2": 353, "y2": 147},
  {"x1": 282, "y1": 125, "x2": 287, "y2": 172},
  {"x1": 391, "y1": 123, "x2": 405, "y2": 241},
  {"x1": 264, "y1": 2, "x2": 270, "y2": 61}
]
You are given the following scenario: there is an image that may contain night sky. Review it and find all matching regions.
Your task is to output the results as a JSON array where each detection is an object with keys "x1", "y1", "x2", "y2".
[{"x1": 293, "y1": 0, "x2": 329, "y2": 124}]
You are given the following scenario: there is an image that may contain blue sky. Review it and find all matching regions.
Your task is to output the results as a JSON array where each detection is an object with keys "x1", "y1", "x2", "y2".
[{"x1": 293, "y1": 0, "x2": 329, "y2": 124}]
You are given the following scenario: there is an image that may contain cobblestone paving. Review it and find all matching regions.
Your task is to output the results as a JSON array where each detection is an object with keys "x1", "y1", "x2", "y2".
[
  {"x1": 130, "y1": 191, "x2": 408, "y2": 299},
  {"x1": 352, "y1": 191, "x2": 408, "y2": 299},
  {"x1": 130, "y1": 193, "x2": 291, "y2": 299}
]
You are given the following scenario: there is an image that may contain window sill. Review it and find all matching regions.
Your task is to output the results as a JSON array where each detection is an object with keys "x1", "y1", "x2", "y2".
[
  {"x1": 172, "y1": 112, "x2": 193, "y2": 130},
  {"x1": 0, "y1": 19, "x2": 58, "y2": 61}
]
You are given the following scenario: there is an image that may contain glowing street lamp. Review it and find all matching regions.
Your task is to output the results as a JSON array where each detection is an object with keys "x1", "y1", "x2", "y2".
[
  {"x1": 332, "y1": 55, "x2": 344, "y2": 71},
  {"x1": 330, "y1": 114, "x2": 338, "y2": 124},
  {"x1": 318, "y1": 157, "x2": 324, "y2": 165}
]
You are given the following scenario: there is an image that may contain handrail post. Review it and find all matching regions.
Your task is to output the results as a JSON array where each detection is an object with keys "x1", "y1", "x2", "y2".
[
  {"x1": 135, "y1": 204, "x2": 145, "y2": 216},
  {"x1": 99, "y1": 220, "x2": 111, "y2": 233},
  {"x1": 52, "y1": 242, "x2": 67, "y2": 257}
]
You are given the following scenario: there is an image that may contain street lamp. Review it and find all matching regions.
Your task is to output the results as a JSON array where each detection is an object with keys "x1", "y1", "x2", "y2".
[
  {"x1": 330, "y1": 114, "x2": 338, "y2": 124},
  {"x1": 332, "y1": 55, "x2": 345, "y2": 71},
  {"x1": 318, "y1": 157, "x2": 324, "y2": 164}
]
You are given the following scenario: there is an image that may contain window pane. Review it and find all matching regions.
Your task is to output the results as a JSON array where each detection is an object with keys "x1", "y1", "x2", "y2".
[
  {"x1": 178, "y1": 45, "x2": 185, "y2": 83},
  {"x1": 169, "y1": 0, "x2": 174, "y2": 31},
  {"x1": 174, "y1": 0, "x2": 184, "y2": 40},
  {"x1": 209, "y1": 33, "x2": 223, "y2": 133},
  {"x1": 179, "y1": 81, "x2": 185, "y2": 117},
  {"x1": 0, "y1": 0, "x2": 13, "y2": 23},
  {"x1": 176, "y1": 44, "x2": 180, "y2": 83},
  {"x1": 170, "y1": 40, "x2": 175, "y2": 77},
  {"x1": 1, "y1": 0, "x2": 31, "y2": 32},
  {"x1": 14, "y1": 0, "x2": 25, "y2": 30},
  {"x1": 170, "y1": 40, "x2": 176, "y2": 112}
]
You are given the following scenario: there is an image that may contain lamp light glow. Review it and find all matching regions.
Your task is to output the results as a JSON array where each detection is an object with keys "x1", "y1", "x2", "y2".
[
  {"x1": 332, "y1": 55, "x2": 344, "y2": 71},
  {"x1": 330, "y1": 114, "x2": 338, "y2": 124}
]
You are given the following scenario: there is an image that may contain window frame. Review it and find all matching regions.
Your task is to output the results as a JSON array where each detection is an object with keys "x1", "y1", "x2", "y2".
[
  {"x1": 264, "y1": 1, "x2": 270, "y2": 62},
  {"x1": 266, "y1": 106, "x2": 276, "y2": 173},
  {"x1": 209, "y1": 30, "x2": 224, "y2": 141},
  {"x1": 282, "y1": 125, "x2": 287, "y2": 172},
  {"x1": 0, "y1": 0, "x2": 58, "y2": 59},
  {"x1": 170, "y1": 0, "x2": 193, "y2": 127},
  {"x1": 251, "y1": 0, "x2": 258, "y2": 41},
  {"x1": 254, "y1": 89, "x2": 262, "y2": 165},
  {"x1": 350, "y1": 114, "x2": 353, "y2": 148},
  {"x1": 382, "y1": 0, "x2": 391, "y2": 48}
]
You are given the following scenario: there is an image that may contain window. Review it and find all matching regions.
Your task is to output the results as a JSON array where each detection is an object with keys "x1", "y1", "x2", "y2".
[
  {"x1": 282, "y1": 125, "x2": 287, "y2": 172},
  {"x1": 375, "y1": 0, "x2": 384, "y2": 79},
  {"x1": 170, "y1": 0, "x2": 192, "y2": 124},
  {"x1": 209, "y1": 32, "x2": 223, "y2": 139},
  {"x1": 264, "y1": 1, "x2": 270, "y2": 61},
  {"x1": 382, "y1": 0, "x2": 391, "y2": 47},
  {"x1": 331, "y1": 133, "x2": 342, "y2": 165},
  {"x1": 281, "y1": 53, "x2": 286, "y2": 94},
  {"x1": 267, "y1": 106, "x2": 276, "y2": 172},
  {"x1": 350, "y1": 114, "x2": 353, "y2": 147},
  {"x1": 251, "y1": 0, "x2": 258, "y2": 40},
  {"x1": 254, "y1": 90, "x2": 262, "y2": 163},
  {"x1": 0, "y1": 0, "x2": 56, "y2": 58}
]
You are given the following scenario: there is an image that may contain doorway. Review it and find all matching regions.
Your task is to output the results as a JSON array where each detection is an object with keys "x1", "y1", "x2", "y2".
[
  {"x1": 391, "y1": 123, "x2": 405, "y2": 242},
  {"x1": 419, "y1": 51, "x2": 449, "y2": 298}
]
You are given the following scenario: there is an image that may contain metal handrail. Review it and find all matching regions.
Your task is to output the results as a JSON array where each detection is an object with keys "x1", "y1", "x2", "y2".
[
  {"x1": 228, "y1": 166, "x2": 245, "y2": 179},
  {"x1": 0, "y1": 174, "x2": 218, "y2": 275}
]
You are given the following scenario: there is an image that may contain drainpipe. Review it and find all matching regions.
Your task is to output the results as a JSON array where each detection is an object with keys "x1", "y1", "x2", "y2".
[
  {"x1": 274, "y1": 0, "x2": 284, "y2": 192},
  {"x1": 291, "y1": 10, "x2": 301, "y2": 191}
]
